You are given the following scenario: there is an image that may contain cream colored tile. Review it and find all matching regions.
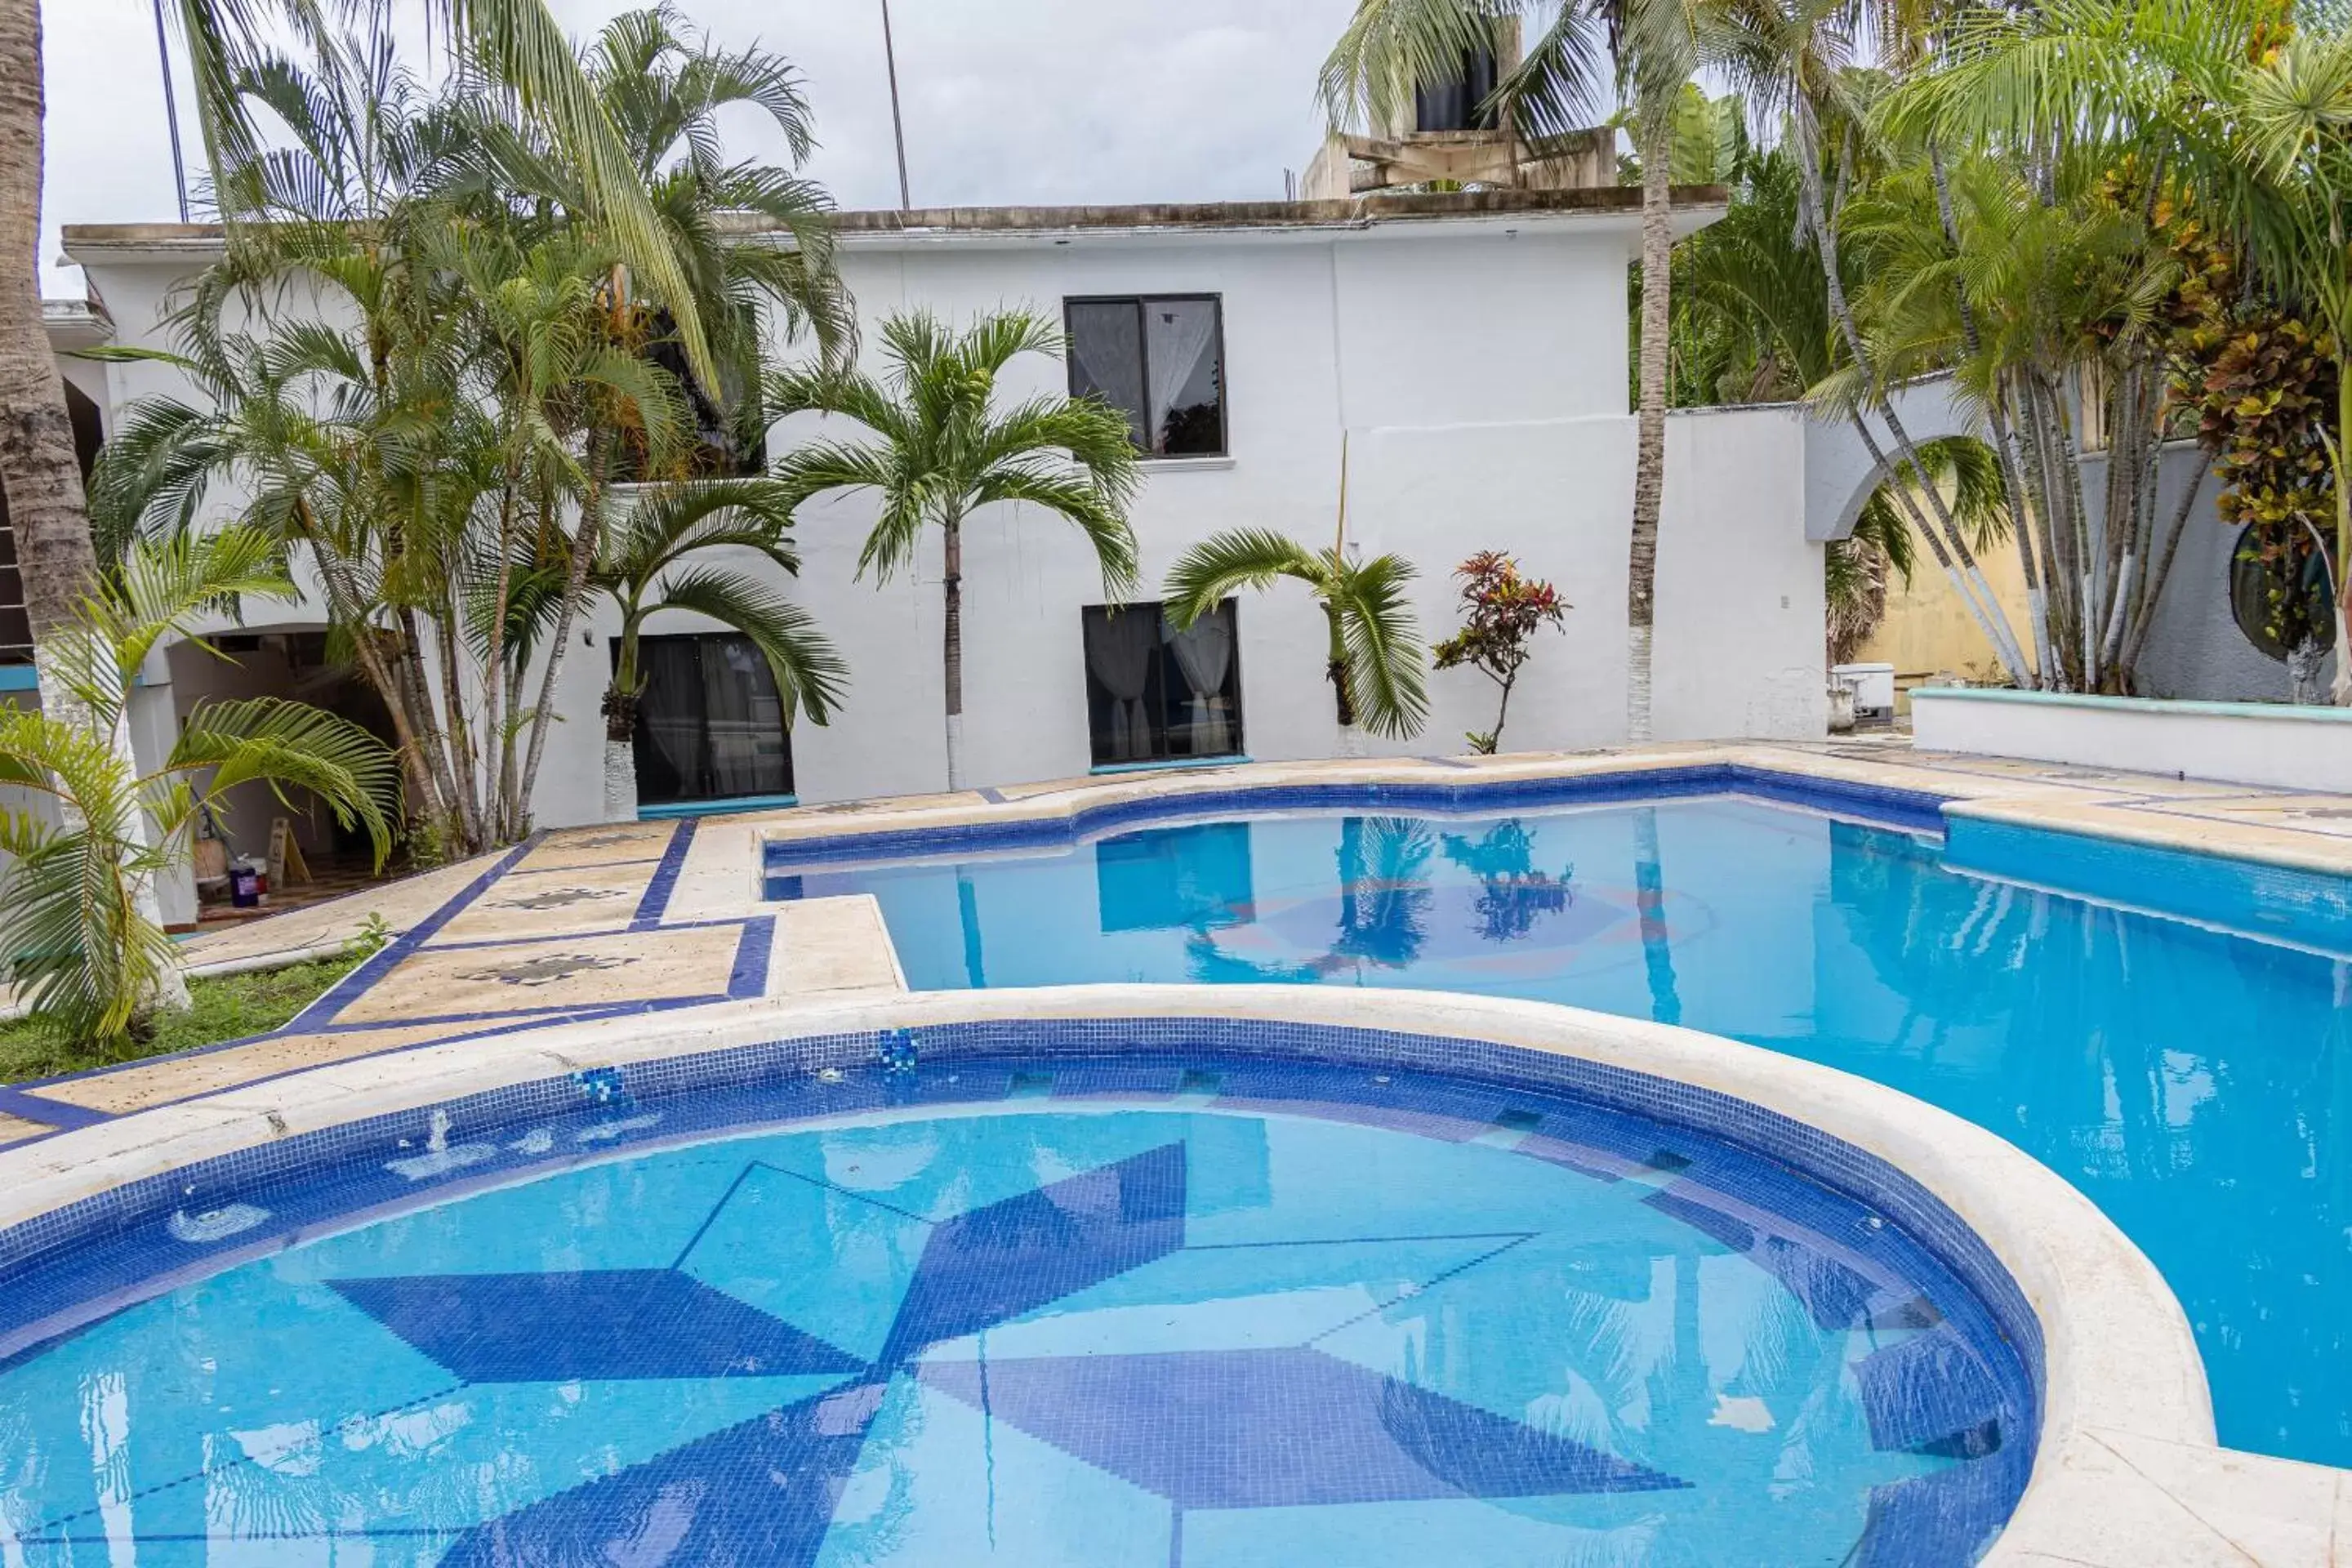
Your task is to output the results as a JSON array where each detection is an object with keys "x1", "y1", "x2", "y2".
[
  {"x1": 0, "y1": 1112, "x2": 55, "y2": 1145},
  {"x1": 2084, "y1": 1431, "x2": 2335, "y2": 1568},
  {"x1": 334, "y1": 926, "x2": 747, "y2": 1024},
  {"x1": 35, "y1": 1024, "x2": 484, "y2": 1115},
  {"x1": 429, "y1": 872, "x2": 651, "y2": 944},
  {"x1": 773, "y1": 896, "x2": 906, "y2": 997},
  {"x1": 509, "y1": 823, "x2": 679, "y2": 874}
]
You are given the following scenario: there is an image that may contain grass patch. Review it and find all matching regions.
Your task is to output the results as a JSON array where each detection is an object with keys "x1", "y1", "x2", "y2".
[{"x1": 0, "y1": 948, "x2": 369, "y2": 1087}]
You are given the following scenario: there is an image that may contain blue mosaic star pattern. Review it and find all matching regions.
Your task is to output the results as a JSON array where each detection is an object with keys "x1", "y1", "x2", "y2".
[{"x1": 0, "y1": 1066, "x2": 2033, "y2": 1567}]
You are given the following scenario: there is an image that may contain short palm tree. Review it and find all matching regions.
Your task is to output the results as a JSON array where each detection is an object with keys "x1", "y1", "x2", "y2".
[
  {"x1": 1163, "y1": 500, "x2": 1428, "y2": 746},
  {"x1": 769, "y1": 310, "x2": 1141, "y2": 791},
  {"x1": 0, "y1": 528, "x2": 398, "y2": 1050},
  {"x1": 588, "y1": 479, "x2": 848, "y2": 821}
]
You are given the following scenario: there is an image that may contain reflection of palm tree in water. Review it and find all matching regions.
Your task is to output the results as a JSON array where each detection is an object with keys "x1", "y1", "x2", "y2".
[
  {"x1": 1187, "y1": 816, "x2": 1434, "y2": 982},
  {"x1": 1441, "y1": 821, "x2": 1576, "y2": 943},
  {"x1": 1634, "y1": 808, "x2": 1683, "y2": 1027}
]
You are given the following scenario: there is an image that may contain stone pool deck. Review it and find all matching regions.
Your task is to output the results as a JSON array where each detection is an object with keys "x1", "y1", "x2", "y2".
[{"x1": 2, "y1": 737, "x2": 2350, "y2": 1565}]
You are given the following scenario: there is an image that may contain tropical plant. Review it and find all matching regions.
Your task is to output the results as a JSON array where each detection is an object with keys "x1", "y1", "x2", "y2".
[
  {"x1": 1163, "y1": 519, "x2": 1428, "y2": 747},
  {"x1": 1319, "y1": 0, "x2": 1702, "y2": 745},
  {"x1": 768, "y1": 310, "x2": 1141, "y2": 791},
  {"x1": 572, "y1": 479, "x2": 847, "y2": 822},
  {"x1": 1432, "y1": 552, "x2": 1569, "y2": 754},
  {"x1": 89, "y1": 6, "x2": 852, "y2": 851},
  {"x1": 0, "y1": 529, "x2": 397, "y2": 1050}
]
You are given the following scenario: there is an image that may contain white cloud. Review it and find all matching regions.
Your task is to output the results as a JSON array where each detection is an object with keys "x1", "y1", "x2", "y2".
[{"x1": 39, "y1": 0, "x2": 1358, "y2": 296}]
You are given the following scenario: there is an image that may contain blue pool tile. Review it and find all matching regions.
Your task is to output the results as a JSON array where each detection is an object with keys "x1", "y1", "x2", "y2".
[
  {"x1": 878, "y1": 1142, "x2": 1187, "y2": 1365},
  {"x1": 1855, "y1": 1325, "x2": 2012, "y2": 1454},
  {"x1": 330, "y1": 1269, "x2": 866, "y2": 1382},
  {"x1": 918, "y1": 1346, "x2": 1688, "y2": 1508}
]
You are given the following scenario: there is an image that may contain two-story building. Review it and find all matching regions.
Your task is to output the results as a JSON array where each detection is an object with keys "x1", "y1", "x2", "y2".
[{"x1": 42, "y1": 186, "x2": 1830, "y2": 857}]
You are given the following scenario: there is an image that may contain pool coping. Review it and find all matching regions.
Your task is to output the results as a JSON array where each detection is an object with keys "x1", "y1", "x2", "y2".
[{"x1": 0, "y1": 984, "x2": 2319, "y2": 1566}]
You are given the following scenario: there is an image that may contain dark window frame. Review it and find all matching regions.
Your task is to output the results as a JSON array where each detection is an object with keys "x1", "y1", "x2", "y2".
[
  {"x1": 1062, "y1": 293, "x2": 1232, "y2": 460},
  {"x1": 613, "y1": 630, "x2": 796, "y2": 806},
  {"x1": 1080, "y1": 598, "x2": 1247, "y2": 768}
]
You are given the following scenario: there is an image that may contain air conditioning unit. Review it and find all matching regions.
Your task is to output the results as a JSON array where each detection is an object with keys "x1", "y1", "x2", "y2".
[{"x1": 1831, "y1": 662, "x2": 1897, "y2": 719}]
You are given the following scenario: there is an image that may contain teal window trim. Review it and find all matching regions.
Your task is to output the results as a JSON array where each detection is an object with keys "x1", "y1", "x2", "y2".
[
  {"x1": 0, "y1": 665, "x2": 36, "y2": 693},
  {"x1": 638, "y1": 793, "x2": 799, "y2": 821},
  {"x1": 1089, "y1": 755, "x2": 1251, "y2": 777}
]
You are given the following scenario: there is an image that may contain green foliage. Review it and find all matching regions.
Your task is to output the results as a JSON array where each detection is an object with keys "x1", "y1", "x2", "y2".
[
  {"x1": 768, "y1": 309, "x2": 1143, "y2": 596},
  {"x1": 0, "y1": 531, "x2": 397, "y2": 1054},
  {"x1": 1164, "y1": 528, "x2": 1430, "y2": 740},
  {"x1": 0, "y1": 943, "x2": 379, "y2": 1088},
  {"x1": 1432, "y1": 552, "x2": 1568, "y2": 753}
]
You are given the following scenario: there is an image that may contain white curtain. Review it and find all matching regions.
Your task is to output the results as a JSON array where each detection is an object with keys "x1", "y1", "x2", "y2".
[
  {"x1": 1162, "y1": 605, "x2": 1236, "y2": 757},
  {"x1": 1085, "y1": 609, "x2": 1159, "y2": 760},
  {"x1": 1146, "y1": 302, "x2": 1218, "y2": 443},
  {"x1": 1071, "y1": 303, "x2": 1147, "y2": 445}
]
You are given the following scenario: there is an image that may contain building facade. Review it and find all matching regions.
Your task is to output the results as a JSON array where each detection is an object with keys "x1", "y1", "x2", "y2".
[{"x1": 49, "y1": 189, "x2": 1836, "y2": 852}]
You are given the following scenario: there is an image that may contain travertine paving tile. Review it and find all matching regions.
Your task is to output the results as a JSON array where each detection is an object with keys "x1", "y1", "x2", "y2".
[
  {"x1": 32, "y1": 1024, "x2": 488, "y2": 1115},
  {"x1": 334, "y1": 926, "x2": 747, "y2": 1025},
  {"x1": 507, "y1": 822, "x2": 679, "y2": 874},
  {"x1": 428, "y1": 866, "x2": 657, "y2": 943},
  {"x1": 0, "y1": 1113, "x2": 54, "y2": 1146}
]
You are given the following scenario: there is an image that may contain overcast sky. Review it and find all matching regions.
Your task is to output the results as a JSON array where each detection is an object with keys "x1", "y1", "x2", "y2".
[{"x1": 38, "y1": 0, "x2": 1363, "y2": 296}]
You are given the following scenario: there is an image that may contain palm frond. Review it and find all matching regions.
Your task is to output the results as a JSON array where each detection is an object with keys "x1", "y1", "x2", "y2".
[
  {"x1": 646, "y1": 567, "x2": 848, "y2": 724},
  {"x1": 165, "y1": 697, "x2": 400, "y2": 866},
  {"x1": 1334, "y1": 552, "x2": 1430, "y2": 738},
  {"x1": 1163, "y1": 528, "x2": 1325, "y2": 630}
]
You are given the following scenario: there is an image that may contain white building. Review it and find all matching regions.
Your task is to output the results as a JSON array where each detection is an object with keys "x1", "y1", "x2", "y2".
[{"x1": 38, "y1": 188, "x2": 1834, "y2": 866}]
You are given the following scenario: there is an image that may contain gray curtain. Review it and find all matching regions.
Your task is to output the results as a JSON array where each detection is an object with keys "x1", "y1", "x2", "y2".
[
  {"x1": 1162, "y1": 604, "x2": 1236, "y2": 757},
  {"x1": 636, "y1": 640, "x2": 706, "y2": 802},
  {"x1": 703, "y1": 636, "x2": 788, "y2": 798},
  {"x1": 1069, "y1": 301, "x2": 1147, "y2": 448},
  {"x1": 1085, "y1": 609, "x2": 1160, "y2": 760}
]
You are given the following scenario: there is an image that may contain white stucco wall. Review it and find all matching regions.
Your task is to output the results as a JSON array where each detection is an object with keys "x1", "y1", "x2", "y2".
[
  {"x1": 68, "y1": 209, "x2": 1827, "y2": 828},
  {"x1": 1913, "y1": 688, "x2": 2352, "y2": 792}
]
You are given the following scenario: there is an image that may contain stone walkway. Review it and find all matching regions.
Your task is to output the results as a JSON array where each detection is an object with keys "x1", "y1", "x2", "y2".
[{"x1": 2, "y1": 737, "x2": 2347, "y2": 1149}]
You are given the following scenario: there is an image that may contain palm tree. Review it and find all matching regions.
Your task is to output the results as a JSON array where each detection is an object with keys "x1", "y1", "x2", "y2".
[
  {"x1": 769, "y1": 310, "x2": 1141, "y2": 792},
  {"x1": 0, "y1": 528, "x2": 396, "y2": 1049},
  {"x1": 581, "y1": 479, "x2": 847, "y2": 822},
  {"x1": 1161, "y1": 505, "x2": 1428, "y2": 747},
  {"x1": 1320, "y1": 0, "x2": 1699, "y2": 744}
]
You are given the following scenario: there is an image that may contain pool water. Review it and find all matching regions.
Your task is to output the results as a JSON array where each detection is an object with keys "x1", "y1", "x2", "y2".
[
  {"x1": 777, "y1": 795, "x2": 2352, "y2": 1468},
  {"x1": 0, "y1": 1055, "x2": 2029, "y2": 1566}
]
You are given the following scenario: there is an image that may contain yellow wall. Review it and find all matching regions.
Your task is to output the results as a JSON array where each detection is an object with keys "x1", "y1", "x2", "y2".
[{"x1": 1852, "y1": 523, "x2": 2035, "y2": 706}]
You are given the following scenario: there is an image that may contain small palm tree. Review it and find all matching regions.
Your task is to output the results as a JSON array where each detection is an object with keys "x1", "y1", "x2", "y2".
[
  {"x1": 1163, "y1": 511, "x2": 1428, "y2": 746},
  {"x1": 588, "y1": 479, "x2": 848, "y2": 821},
  {"x1": 0, "y1": 528, "x2": 398, "y2": 1051},
  {"x1": 769, "y1": 310, "x2": 1142, "y2": 791}
]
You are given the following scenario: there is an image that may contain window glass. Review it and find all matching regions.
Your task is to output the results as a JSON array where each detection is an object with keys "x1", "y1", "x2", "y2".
[
  {"x1": 1066, "y1": 296, "x2": 1226, "y2": 458},
  {"x1": 1080, "y1": 600, "x2": 1244, "y2": 766},
  {"x1": 1144, "y1": 299, "x2": 1225, "y2": 457},
  {"x1": 1067, "y1": 300, "x2": 1148, "y2": 450},
  {"x1": 624, "y1": 632, "x2": 794, "y2": 804}
]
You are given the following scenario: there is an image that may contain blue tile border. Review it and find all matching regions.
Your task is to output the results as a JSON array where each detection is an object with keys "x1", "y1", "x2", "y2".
[
  {"x1": 632, "y1": 819, "x2": 699, "y2": 929},
  {"x1": 292, "y1": 837, "x2": 543, "y2": 1031},
  {"x1": 760, "y1": 764, "x2": 1955, "y2": 874}
]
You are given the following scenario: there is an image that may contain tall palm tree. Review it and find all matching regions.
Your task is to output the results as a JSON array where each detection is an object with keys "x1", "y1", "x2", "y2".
[
  {"x1": 1321, "y1": 0, "x2": 1699, "y2": 744},
  {"x1": 1162, "y1": 523, "x2": 1429, "y2": 746},
  {"x1": 0, "y1": 528, "x2": 396, "y2": 1049},
  {"x1": 581, "y1": 478, "x2": 846, "y2": 821},
  {"x1": 769, "y1": 310, "x2": 1140, "y2": 792}
]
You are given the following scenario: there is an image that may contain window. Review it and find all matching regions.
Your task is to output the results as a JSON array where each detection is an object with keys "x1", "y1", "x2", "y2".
[
  {"x1": 1066, "y1": 296, "x2": 1227, "y2": 458},
  {"x1": 1414, "y1": 47, "x2": 1500, "y2": 131},
  {"x1": 0, "y1": 518, "x2": 29, "y2": 666},
  {"x1": 622, "y1": 632, "x2": 795, "y2": 805},
  {"x1": 1081, "y1": 600, "x2": 1244, "y2": 767}
]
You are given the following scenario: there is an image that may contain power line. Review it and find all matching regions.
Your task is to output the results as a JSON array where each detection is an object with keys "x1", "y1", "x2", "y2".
[
  {"x1": 879, "y1": 0, "x2": 912, "y2": 211},
  {"x1": 149, "y1": 0, "x2": 190, "y2": 224}
]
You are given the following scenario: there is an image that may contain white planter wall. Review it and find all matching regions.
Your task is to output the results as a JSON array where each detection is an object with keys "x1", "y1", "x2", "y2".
[{"x1": 1912, "y1": 688, "x2": 2352, "y2": 792}]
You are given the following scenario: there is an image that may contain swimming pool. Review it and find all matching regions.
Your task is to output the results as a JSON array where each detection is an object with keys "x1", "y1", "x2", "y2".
[
  {"x1": 0, "y1": 1042, "x2": 2032, "y2": 1566},
  {"x1": 773, "y1": 791, "x2": 2352, "y2": 1468}
]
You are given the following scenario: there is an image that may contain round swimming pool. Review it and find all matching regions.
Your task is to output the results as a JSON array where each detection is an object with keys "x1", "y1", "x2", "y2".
[{"x1": 0, "y1": 1037, "x2": 2034, "y2": 1566}]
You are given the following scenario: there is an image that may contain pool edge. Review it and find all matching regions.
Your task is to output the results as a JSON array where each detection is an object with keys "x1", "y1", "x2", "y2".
[{"x1": 0, "y1": 984, "x2": 2241, "y2": 1566}]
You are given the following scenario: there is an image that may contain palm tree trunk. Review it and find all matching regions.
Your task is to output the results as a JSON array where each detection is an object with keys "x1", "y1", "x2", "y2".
[
  {"x1": 1322, "y1": 599, "x2": 1361, "y2": 754},
  {"x1": 0, "y1": 0, "x2": 188, "y2": 1013},
  {"x1": 2335, "y1": 367, "x2": 2352, "y2": 706},
  {"x1": 1633, "y1": 807, "x2": 1680, "y2": 1027},
  {"x1": 602, "y1": 618, "x2": 642, "y2": 824},
  {"x1": 1626, "y1": 112, "x2": 1673, "y2": 746},
  {"x1": 516, "y1": 434, "x2": 611, "y2": 830},
  {"x1": 942, "y1": 510, "x2": 968, "y2": 791}
]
